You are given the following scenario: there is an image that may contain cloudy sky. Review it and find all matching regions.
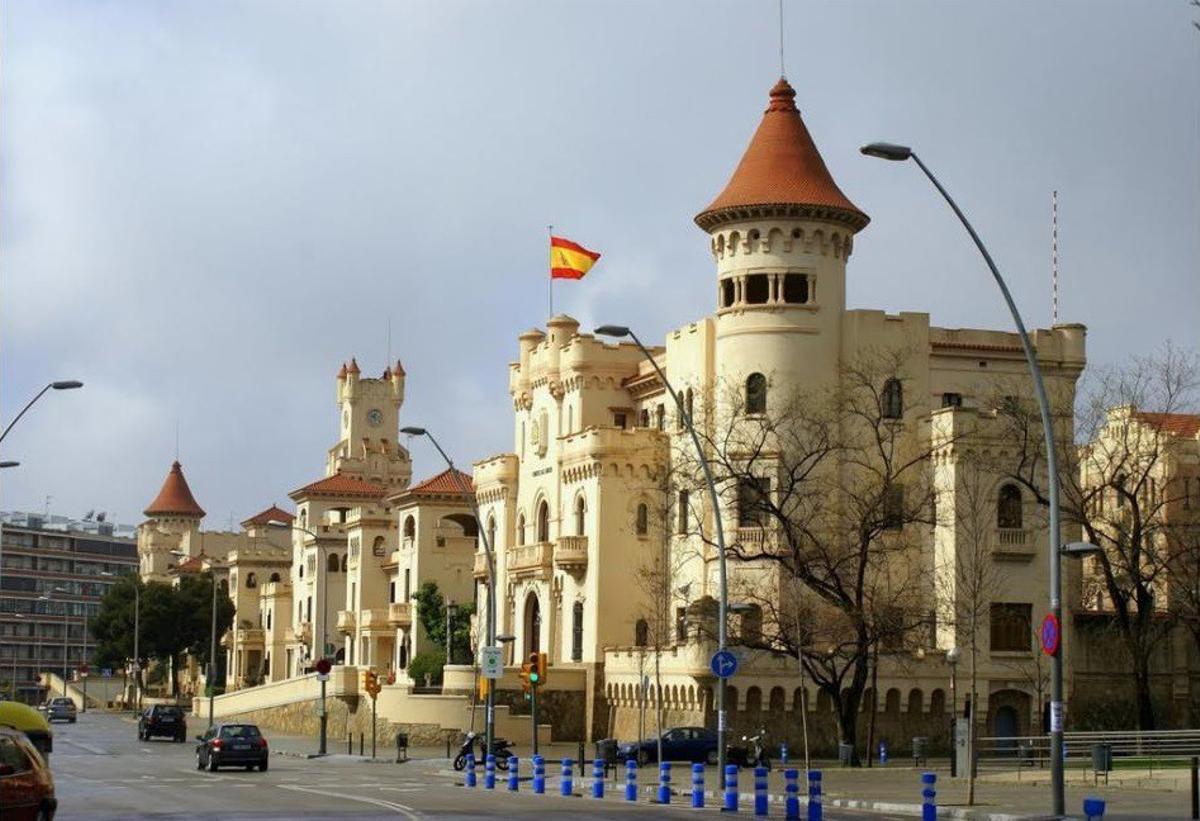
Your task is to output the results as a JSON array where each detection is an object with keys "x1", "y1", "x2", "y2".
[{"x1": 1, "y1": 1, "x2": 1196, "y2": 529}]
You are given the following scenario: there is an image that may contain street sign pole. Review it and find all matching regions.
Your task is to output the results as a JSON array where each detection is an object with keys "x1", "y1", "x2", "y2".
[
  {"x1": 531, "y1": 683, "x2": 538, "y2": 757},
  {"x1": 315, "y1": 657, "x2": 332, "y2": 756},
  {"x1": 372, "y1": 694, "x2": 377, "y2": 759}
]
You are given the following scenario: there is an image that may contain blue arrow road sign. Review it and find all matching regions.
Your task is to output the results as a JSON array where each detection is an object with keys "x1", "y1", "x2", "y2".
[{"x1": 710, "y1": 650, "x2": 739, "y2": 679}]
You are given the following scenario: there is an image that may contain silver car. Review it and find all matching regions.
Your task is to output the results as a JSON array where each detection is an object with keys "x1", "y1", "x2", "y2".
[{"x1": 42, "y1": 697, "x2": 77, "y2": 723}]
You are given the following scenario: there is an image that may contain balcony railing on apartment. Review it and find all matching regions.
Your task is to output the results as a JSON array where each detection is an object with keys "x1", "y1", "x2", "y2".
[
  {"x1": 388, "y1": 601, "x2": 412, "y2": 627},
  {"x1": 993, "y1": 528, "x2": 1034, "y2": 560},
  {"x1": 554, "y1": 535, "x2": 588, "y2": 573}
]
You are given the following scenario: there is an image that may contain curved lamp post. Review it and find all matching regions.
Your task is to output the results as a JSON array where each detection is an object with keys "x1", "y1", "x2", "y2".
[
  {"x1": 399, "y1": 426, "x2": 498, "y2": 762},
  {"x1": 593, "y1": 325, "x2": 732, "y2": 775},
  {"x1": 861, "y1": 141, "x2": 1065, "y2": 813}
]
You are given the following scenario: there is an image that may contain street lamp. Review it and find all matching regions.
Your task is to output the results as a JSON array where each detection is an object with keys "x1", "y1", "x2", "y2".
[
  {"x1": 101, "y1": 570, "x2": 140, "y2": 713},
  {"x1": 594, "y1": 324, "x2": 733, "y2": 773},
  {"x1": 946, "y1": 646, "x2": 961, "y2": 778},
  {"x1": 172, "y1": 551, "x2": 227, "y2": 729},
  {"x1": 266, "y1": 521, "x2": 337, "y2": 755},
  {"x1": 400, "y1": 426, "x2": 500, "y2": 763},
  {"x1": 861, "y1": 141, "x2": 1066, "y2": 814}
]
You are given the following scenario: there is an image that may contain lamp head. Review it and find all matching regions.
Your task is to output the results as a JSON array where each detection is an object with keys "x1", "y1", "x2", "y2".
[
  {"x1": 1062, "y1": 541, "x2": 1102, "y2": 558},
  {"x1": 51, "y1": 381, "x2": 84, "y2": 390},
  {"x1": 400, "y1": 426, "x2": 427, "y2": 437},
  {"x1": 496, "y1": 633, "x2": 516, "y2": 644},
  {"x1": 860, "y1": 142, "x2": 913, "y2": 162},
  {"x1": 0, "y1": 461, "x2": 19, "y2": 469},
  {"x1": 946, "y1": 646, "x2": 961, "y2": 665},
  {"x1": 594, "y1": 325, "x2": 631, "y2": 339}
]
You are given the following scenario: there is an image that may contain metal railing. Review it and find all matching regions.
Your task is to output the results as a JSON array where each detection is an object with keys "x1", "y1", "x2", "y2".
[{"x1": 976, "y1": 729, "x2": 1200, "y2": 776}]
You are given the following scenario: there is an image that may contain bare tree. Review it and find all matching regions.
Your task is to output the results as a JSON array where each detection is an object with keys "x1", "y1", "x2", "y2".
[
  {"x1": 994, "y1": 342, "x2": 1198, "y2": 730},
  {"x1": 677, "y1": 351, "x2": 942, "y2": 764}
]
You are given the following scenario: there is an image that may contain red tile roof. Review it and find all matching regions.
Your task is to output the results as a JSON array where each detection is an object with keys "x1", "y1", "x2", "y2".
[
  {"x1": 337, "y1": 362, "x2": 348, "y2": 380},
  {"x1": 347, "y1": 358, "x2": 360, "y2": 375},
  {"x1": 695, "y1": 78, "x2": 868, "y2": 233},
  {"x1": 241, "y1": 505, "x2": 294, "y2": 528},
  {"x1": 144, "y1": 461, "x2": 206, "y2": 518},
  {"x1": 408, "y1": 468, "x2": 473, "y2": 496},
  {"x1": 1137, "y1": 412, "x2": 1200, "y2": 438},
  {"x1": 289, "y1": 471, "x2": 386, "y2": 500},
  {"x1": 172, "y1": 554, "x2": 206, "y2": 574}
]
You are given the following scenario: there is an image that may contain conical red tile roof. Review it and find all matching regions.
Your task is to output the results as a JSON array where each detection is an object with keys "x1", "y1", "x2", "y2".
[
  {"x1": 144, "y1": 461, "x2": 206, "y2": 518},
  {"x1": 695, "y1": 78, "x2": 868, "y2": 233}
]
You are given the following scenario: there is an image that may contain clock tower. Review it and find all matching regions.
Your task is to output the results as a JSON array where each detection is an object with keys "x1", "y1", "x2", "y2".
[{"x1": 326, "y1": 357, "x2": 412, "y2": 492}]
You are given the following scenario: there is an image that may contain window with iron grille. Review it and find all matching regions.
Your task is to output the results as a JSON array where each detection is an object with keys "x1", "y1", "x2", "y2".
[{"x1": 989, "y1": 603, "x2": 1031, "y2": 652}]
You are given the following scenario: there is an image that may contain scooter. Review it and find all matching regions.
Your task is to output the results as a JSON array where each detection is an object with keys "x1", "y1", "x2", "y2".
[
  {"x1": 452, "y1": 731, "x2": 514, "y2": 770},
  {"x1": 740, "y1": 729, "x2": 771, "y2": 770}
]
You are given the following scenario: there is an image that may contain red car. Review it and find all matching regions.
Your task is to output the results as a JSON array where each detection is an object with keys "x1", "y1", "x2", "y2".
[{"x1": 0, "y1": 725, "x2": 56, "y2": 820}]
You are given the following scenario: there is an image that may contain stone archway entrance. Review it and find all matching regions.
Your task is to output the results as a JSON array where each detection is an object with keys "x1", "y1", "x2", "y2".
[{"x1": 988, "y1": 689, "x2": 1032, "y2": 754}]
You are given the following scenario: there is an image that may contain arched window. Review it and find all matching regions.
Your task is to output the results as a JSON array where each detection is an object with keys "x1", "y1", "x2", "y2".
[
  {"x1": 327, "y1": 553, "x2": 339, "y2": 572},
  {"x1": 269, "y1": 572, "x2": 281, "y2": 583},
  {"x1": 635, "y1": 618, "x2": 649, "y2": 647},
  {"x1": 341, "y1": 553, "x2": 348, "y2": 572},
  {"x1": 640, "y1": 409, "x2": 650, "y2": 428},
  {"x1": 516, "y1": 513, "x2": 526, "y2": 546},
  {"x1": 298, "y1": 564, "x2": 304, "y2": 579},
  {"x1": 882, "y1": 378, "x2": 903, "y2": 419},
  {"x1": 677, "y1": 490, "x2": 689, "y2": 534},
  {"x1": 487, "y1": 516, "x2": 497, "y2": 551},
  {"x1": 537, "y1": 500, "x2": 550, "y2": 543},
  {"x1": 245, "y1": 572, "x2": 257, "y2": 589},
  {"x1": 745, "y1": 373, "x2": 767, "y2": 415},
  {"x1": 403, "y1": 515, "x2": 415, "y2": 540},
  {"x1": 997, "y1": 484, "x2": 1023, "y2": 529},
  {"x1": 574, "y1": 496, "x2": 586, "y2": 536},
  {"x1": 572, "y1": 601, "x2": 584, "y2": 662},
  {"x1": 636, "y1": 503, "x2": 649, "y2": 536},
  {"x1": 372, "y1": 535, "x2": 387, "y2": 557}
]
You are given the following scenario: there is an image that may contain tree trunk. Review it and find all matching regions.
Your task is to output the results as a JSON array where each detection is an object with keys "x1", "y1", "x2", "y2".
[
  {"x1": 866, "y1": 642, "x2": 879, "y2": 767},
  {"x1": 654, "y1": 646, "x2": 664, "y2": 766},
  {"x1": 1132, "y1": 651, "x2": 1157, "y2": 731},
  {"x1": 967, "y1": 644, "x2": 978, "y2": 806}
]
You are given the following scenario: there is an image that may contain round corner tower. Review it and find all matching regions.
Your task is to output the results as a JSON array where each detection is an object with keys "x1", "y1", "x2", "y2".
[{"x1": 696, "y1": 77, "x2": 870, "y2": 411}]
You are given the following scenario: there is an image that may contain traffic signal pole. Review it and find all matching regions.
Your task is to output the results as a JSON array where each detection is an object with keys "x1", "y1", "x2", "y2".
[{"x1": 531, "y1": 681, "x2": 538, "y2": 757}]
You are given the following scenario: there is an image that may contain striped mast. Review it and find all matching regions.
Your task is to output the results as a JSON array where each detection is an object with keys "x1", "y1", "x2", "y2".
[{"x1": 1051, "y1": 191, "x2": 1059, "y2": 325}]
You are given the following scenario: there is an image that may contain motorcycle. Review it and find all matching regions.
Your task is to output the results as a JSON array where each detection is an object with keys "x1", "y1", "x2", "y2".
[
  {"x1": 452, "y1": 731, "x2": 514, "y2": 771},
  {"x1": 739, "y1": 729, "x2": 771, "y2": 770}
]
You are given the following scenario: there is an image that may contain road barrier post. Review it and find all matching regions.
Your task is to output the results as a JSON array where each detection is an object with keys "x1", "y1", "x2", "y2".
[
  {"x1": 626, "y1": 759, "x2": 638, "y2": 801},
  {"x1": 921, "y1": 772, "x2": 936, "y2": 821},
  {"x1": 724, "y1": 764, "x2": 739, "y2": 812},
  {"x1": 465, "y1": 753, "x2": 476, "y2": 788},
  {"x1": 592, "y1": 756, "x2": 605, "y2": 798},
  {"x1": 754, "y1": 766, "x2": 768, "y2": 817},
  {"x1": 561, "y1": 758, "x2": 574, "y2": 797},
  {"x1": 1192, "y1": 756, "x2": 1198, "y2": 820},
  {"x1": 533, "y1": 755, "x2": 545, "y2": 794},
  {"x1": 657, "y1": 761, "x2": 671, "y2": 805},
  {"x1": 692, "y1": 763, "x2": 705, "y2": 808},
  {"x1": 508, "y1": 756, "x2": 519, "y2": 791},
  {"x1": 784, "y1": 769, "x2": 800, "y2": 820},
  {"x1": 485, "y1": 754, "x2": 496, "y2": 790},
  {"x1": 807, "y1": 770, "x2": 822, "y2": 821}
]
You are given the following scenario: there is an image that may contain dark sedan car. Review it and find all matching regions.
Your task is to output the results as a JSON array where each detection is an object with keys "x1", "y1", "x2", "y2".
[
  {"x1": 617, "y1": 726, "x2": 722, "y2": 765},
  {"x1": 195, "y1": 723, "x2": 268, "y2": 772},
  {"x1": 139, "y1": 705, "x2": 187, "y2": 742}
]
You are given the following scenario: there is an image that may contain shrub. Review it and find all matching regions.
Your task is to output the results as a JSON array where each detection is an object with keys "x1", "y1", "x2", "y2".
[{"x1": 408, "y1": 650, "x2": 446, "y2": 687}]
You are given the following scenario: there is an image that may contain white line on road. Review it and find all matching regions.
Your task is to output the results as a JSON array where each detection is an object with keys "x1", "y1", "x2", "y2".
[{"x1": 278, "y1": 784, "x2": 421, "y2": 820}]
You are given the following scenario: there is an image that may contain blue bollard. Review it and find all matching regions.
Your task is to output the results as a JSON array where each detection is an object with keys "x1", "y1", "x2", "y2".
[
  {"x1": 533, "y1": 755, "x2": 545, "y2": 795},
  {"x1": 784, "y1": 769, "x2": 800, "y2": 820},
  {"x1": 561, "y1": 758, "x2": 574, "y2": 796},
  {"x1": 465, "y1": 753, "x2": 477, "y2": 788},
  {"x1": 1083, "y1": 796, "x2": 1106, "y2": 820},
  {"x1": 626, "y1": 759, "x2": 639, "y2": 801},
  {"x1": 754, "y1": 766, "x2": 768, "y2": 817},
  {"x1": 921, "y1": 771, "x2": 936, "y2": 821},
  {"x1": 485, "y1": 754, "x2": 496, "y2": 790},
  {"x1": 807, "y1": 769, "x2": 822, "y2": 821},
  {"x1": 592, "y1": 757, "x2": 605, "y2": 798},
  {"x1": 508, "y1": 756, "x2": 520, "y2": 792},
  {"x1": 781, "y1": 743, "x2": 789, "y2": 765},
  {"x1": 879, "y1": 742, "x2": 888, "y2": 766},
  {"x1": 724, "y1": 764, "x2": 739, "y2": 812},
  {"x1": 657, "y1": 761, "x2": 672, "y2": 805},
  {"x1": 692, "y1": 763, "x2": 706, "y2": 808}
]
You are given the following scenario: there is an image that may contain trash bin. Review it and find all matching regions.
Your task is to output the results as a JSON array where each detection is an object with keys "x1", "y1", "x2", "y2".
[
  {"x1": 838, "y1": 743, "x2": 854, "y2": 766},
  {"x1": 395, "y1": 732, "x2": 409, "y2": 762},
  {"x1": 912, "y1": 736, "x2": 928, "y2": 766},
  {"x1": 595, "y1": 738, "x2": 618, "y2": 776},
  {"x1": 1091, "y1": 743, "x2": 1112, "y2": 774}
]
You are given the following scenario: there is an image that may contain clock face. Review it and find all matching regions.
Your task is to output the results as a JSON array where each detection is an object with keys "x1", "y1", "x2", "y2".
[{"x1": 367, "y1": 408, "x2": 383, "y2": 427}]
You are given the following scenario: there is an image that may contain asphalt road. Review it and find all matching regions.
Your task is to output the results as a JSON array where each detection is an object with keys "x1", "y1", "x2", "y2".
[{"x1": 45, "y1": 711, "x2": 919, "y2": 820}]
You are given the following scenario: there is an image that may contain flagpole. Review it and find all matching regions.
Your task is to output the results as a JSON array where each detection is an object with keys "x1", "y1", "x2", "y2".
[{"x1": 547, "y1": 224, "x2": 554, "y2": 319}]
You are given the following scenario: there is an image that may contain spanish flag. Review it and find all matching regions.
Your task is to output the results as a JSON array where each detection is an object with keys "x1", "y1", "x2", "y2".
[{"x1": 550, "y1": 235, "x2": 601, "y2": 280}]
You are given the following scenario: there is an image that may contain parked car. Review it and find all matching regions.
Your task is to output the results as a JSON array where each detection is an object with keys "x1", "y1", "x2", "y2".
[
  {"x1": 0, "y1": 702, "x2": 53, "y2": 757},
  {"x1": 617, "y1": 726, "x2": 724, "y2": 765},
  {"x1": 0, "y1": 725, "x2": 56, "y2": 820},
  {"x1": 139, "y1": 705, "x2": 187, "y2": 742},
  {"x1": 195, "y1": 723, "x2": 269, "y2": 772},
  {"x1": 39, "y1": 698, "x2": 76, "y2": 724}
]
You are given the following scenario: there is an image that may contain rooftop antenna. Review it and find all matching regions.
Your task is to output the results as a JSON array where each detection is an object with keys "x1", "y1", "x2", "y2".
[
  {"x1": 778, "y1": 0, "x2": 786, "y2": 78},
  {"x1": 1051, "y1": 190, "x2": 1059, "y2": 325}
]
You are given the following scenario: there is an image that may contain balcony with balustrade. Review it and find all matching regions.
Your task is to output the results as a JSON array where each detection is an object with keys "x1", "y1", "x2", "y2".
[
  {"x1": 992, "y1": 528, "x2": 1035, "y2": 560},
  {"x1": 388, "y1": 601, "x2": 412, "y2": 628},
  {"x1": 554, "y1": 535, "x2": 588, "y2": 573},
  {"x1": 507, "y1": 541, "x2": 553, "y2": 580},
  {"x1": 292, "y1": 621, "x2": 312, "y2": 643},
  {"x1": 360, "y1": 607, "x2": 391, "y2": 632},
  {"x1": 336, "y1": 610, "x2": 356, "y2": 634},
  {"x1": 473, "y1": 552, "x2": 490, "y2": 579}
]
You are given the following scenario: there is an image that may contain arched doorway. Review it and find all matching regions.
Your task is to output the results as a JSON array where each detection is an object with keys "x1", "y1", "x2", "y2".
[
  {"x1": 988, "y1": 689, "x2": 1031, "y2": 755},
  {"x1": 524, "y1": 593, "x2": 541, "y2": 657}
]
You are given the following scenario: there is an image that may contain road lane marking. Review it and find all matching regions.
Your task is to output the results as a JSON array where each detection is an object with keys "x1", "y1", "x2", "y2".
[{"x1": 278, "y1": 784, "x2": 420, "y2": 819}]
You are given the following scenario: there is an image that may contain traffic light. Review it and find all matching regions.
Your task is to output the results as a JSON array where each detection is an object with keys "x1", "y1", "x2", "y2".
[
  {"x1": 362, "y1": 669, "x2": 381, "y2": 698},
  {"x1": 535, "y1": 651, "x2": 547, "y2": 683},
  {"x1": 519, "y1": 658, "x2": 532, "y2": 694},
  {"x1": 528, "y1": 652, "x2": 545, "y2": 687}
]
